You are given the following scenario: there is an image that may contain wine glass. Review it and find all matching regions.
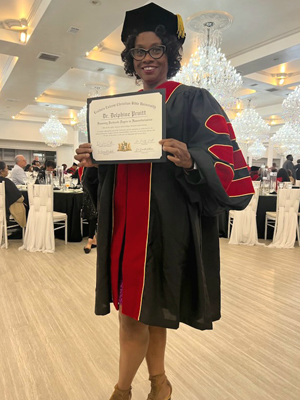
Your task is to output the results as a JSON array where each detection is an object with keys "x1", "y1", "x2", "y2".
[
  {"x1": 64, "y1": 177, "x2": 71, "y2": 191},
  {"x1": 53, "y1": 177, "x2": 59, "y2": 189}
]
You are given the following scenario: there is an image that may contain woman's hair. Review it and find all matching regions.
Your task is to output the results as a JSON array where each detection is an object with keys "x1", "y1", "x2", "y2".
[
  {"x1": 277, "y1": 168, "x2": 290, "y2": 182},
  {"x1": 121, "y1": 25, "x2": 182, "y2": 81},
  {"x1": 0, "y1": 161, "x2": 6, "y2": 171},
  {"x1": 45, "y1": 160, "x2": 56, "y2": 169}
]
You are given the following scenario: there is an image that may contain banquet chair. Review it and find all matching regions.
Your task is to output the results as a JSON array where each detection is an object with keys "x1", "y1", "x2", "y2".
[
  {"x1": 228, "y1": 186, "x2": 260, "y2": 245},
  {"x1": 265, "y1": 188, "x2": 300, "y2": 248},
  {"x1": 80, "y1": 208, "x2": 89, "y2": 237},
  {"x1": 20, "y1": 184, "x2": 67, "y2": 252},
  {"x1": 228, "y1": 181, "x2": 260, "y2": 237},
  {"x1": 54, "y1": 212, "x2": 68, "y2": 244},
  {"x1": 0, "y1": 181, "x2": 24, "y2": 249}
]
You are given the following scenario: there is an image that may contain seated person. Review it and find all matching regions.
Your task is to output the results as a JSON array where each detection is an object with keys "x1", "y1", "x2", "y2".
[
  {"x1": 24, "y1": 164, "x2": 33, "y2": 172},
  {"x1": 35, "y1": 160, "x2": 56, "y2": 184},
  {"x1": 277, "y1": 168, "x2": 290, "y2": 183},
  {"x1": 295, "y1": 159, "x2": 300, "y2": 180},
  {"x1": 0, "y1": 161, "x2": 26, "y2": 227},
  {"x1": 66, "y1": 162, "x2": 78, "y2": 175},
  {"x1": 62, "y1": 163, "x2": 68, "y2": 174},
  {"x1": 10, "y1": 155, "x2": 27, "y2": 185},
  {"x1": 32, "y1": 160, "x2": 41, "y2": 172},
  {"x1": 287, "y1": 169, "x2": 295, "y2": 185},
  {"x1": 249, "y1": 166, "x2": 260, "y2": 180}
]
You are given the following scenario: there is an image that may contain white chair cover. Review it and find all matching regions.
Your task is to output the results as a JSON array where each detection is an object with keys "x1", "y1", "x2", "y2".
[
  {"x1": 19, "y1": 184, "x2": 55, "y2": 253},
  {"x1": 229, "y1": 188, "x2": 262, "y2": 246},
  {"x1": 269, "y1": 189, "x2": 300, "y2": 249}
]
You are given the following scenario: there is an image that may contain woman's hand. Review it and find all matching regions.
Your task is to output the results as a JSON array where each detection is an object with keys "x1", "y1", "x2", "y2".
[
  {"x1": 159, "y1": 139, "x2": 193, "y2": 169},
  {"x1": 74, "y1": 143, "x2": 97, "y2": 168}
]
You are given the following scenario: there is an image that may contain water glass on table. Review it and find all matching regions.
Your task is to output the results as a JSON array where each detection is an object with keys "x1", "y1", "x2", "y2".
[
  {"x1": 64, "y1": 177, "x2": 71, "y2": 191},
  {"x1": 53, "y1": 177, "x2": 60, "y2": 189}
]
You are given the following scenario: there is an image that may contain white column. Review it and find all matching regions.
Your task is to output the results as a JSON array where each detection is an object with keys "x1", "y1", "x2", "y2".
[
  {"x1": 267, "y1": 143, "x2": 273, "y2": 168},
  {"x1": 73, "y1": 128, "x2": 79, "y2": 157},
  {"x1": 56, "y1": 146, "x2": 74, "y2": 167}
]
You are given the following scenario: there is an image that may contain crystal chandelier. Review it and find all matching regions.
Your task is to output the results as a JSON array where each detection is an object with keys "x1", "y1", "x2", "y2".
[
  {"x1": 248, "y1": 139, "x2": 266, "y2": 160},
  {"x1": 174, "y1": 11, "x2": 243, "y2": 110},
  {"x1": 270, "y1": 123, "x2": 300, "y2": 158},
  {"x1": 77, "y1": 104, "x2": 87, "y2": 135},
  {"x1": 282, "y1": 85, "x2": 300, "y2": 131},
  {"x1": 231, "y1": 101, "x2": 270, "y2": 144},
  {"x1": 77, "y1": 82, "x2": 109, "y2": 136},
  {"x1": 40, "y1": 112, "x2": 68, "y2": 148}
]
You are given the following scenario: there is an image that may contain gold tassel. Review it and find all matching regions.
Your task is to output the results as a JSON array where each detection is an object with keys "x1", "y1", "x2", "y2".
[{"x1": 176, "y1": 14, "x2": 185, "y2": 39}]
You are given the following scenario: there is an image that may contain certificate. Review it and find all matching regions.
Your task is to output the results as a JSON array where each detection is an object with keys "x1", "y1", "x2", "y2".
[{"x1": 87, "y1": 89, "x2": 166, "y2": 164}]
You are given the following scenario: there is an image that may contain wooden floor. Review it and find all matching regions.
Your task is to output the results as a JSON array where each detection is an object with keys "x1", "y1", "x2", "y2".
[{"x1": 0, "y1": 238, "x2": 299, "y2": 400}]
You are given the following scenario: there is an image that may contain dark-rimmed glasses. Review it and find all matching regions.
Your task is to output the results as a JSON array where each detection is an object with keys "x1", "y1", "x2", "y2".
[{"x1": 130, "y1": 45, "x2": 166, "y2": 61}]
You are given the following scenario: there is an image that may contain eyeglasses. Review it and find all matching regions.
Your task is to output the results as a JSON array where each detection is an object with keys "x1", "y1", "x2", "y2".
[{"x1": 130, "y1": 45, "x2": 166, "y2": 61}]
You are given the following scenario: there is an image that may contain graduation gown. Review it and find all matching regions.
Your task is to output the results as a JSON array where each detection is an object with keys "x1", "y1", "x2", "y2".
[{"x1": 84, "y1": 82, "x2": 254, "y2": 330}]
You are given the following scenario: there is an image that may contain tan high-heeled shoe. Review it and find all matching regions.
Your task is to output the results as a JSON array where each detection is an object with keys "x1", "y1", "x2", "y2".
[
  {"x1": 147, "y1": 373, "x2": 172, "y2": 400},
  {"x1": 109, "y1": 384, "x2": 132, "y2": 400}
]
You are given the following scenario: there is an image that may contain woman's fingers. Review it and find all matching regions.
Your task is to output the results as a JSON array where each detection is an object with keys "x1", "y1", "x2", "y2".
[
  {"x1": 74, "y1": 153, "x2": 90, "y2": 162},
  {"x1": 74, "y1": 143, "x2": 96, "y2": 167},
  {"x1": 79, "y1": 142, "x2": 92, "y2": 149},
  {"x1": 161, "y1": 145, "x2": 181, "y2": 157},
  {"x1": 160, "y1": 139, "x2": 192, "y2": 168},
  {"x1": 76, "y1": 144, "x2": 92, "y2": 154}
]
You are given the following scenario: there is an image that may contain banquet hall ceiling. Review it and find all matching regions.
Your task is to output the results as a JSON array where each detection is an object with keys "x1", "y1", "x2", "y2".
[{"x1": 0, "y1": 0, "x2": 300, "y2": 128}]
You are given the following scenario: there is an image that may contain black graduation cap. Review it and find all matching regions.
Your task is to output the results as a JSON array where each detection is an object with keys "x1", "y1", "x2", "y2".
[
  {"x1": 121, "y1": 2, "x2": 186, "y2": 44},
  {"x1": 250, "y1": 166, "x2": 260, "y2": 172}
]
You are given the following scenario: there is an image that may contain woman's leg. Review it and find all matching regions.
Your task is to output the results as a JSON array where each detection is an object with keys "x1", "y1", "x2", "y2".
[
  {"x1": 146, "y1": 326, "x2": 167, "y2": 376},
  {"x1": 117, "y1": 310, "x2": 150, "y2": 390},
  {"x1": 145, "y1": 327, "x2": 171, "y2": 399},
  {"x1": 84, "y1": 218, "x2": 97, "y2": 250}
]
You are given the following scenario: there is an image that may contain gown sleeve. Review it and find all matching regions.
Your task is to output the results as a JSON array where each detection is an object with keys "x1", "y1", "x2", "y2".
[{"x1": 177, "y1": 87, "x2": 254, "y2": 216}]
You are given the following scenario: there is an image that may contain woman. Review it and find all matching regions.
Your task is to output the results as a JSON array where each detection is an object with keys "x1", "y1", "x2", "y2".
[
  {"x1": 0, "y1": 161, "x2": 26, "y2": 227},
  {"x1": 79, "y1": 167, "x2": 98, "y2": 253},
  {"x1": 75, "y1": 4, "x2": 254, "y2": 400}
]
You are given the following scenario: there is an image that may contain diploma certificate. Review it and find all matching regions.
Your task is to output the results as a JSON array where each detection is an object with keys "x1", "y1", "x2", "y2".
[{"x1": 87, "y1": 89, "x2": 166, "y2": 164}]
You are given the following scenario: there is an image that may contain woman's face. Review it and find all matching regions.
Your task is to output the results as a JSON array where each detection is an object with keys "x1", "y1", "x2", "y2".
[
  {"x1": 133, "y1": 31, "x2": 168, "y2": 90},
  {"x1": 0, "y1": 164, "x2": 8, "y2": 177}
]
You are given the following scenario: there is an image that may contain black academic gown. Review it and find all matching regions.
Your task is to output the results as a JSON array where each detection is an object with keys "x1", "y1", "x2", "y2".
[
  {"x1": 0, "y1": 177, "x2": 22, "y2": 221},
  {"x1": 84, "y1": 82, "x2": 254, "y2": 330}
]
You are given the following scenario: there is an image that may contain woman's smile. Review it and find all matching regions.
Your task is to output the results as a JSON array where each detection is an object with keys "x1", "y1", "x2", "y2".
[{"x1": 133, "y1": 32, "x2": 168, "y2": 90}]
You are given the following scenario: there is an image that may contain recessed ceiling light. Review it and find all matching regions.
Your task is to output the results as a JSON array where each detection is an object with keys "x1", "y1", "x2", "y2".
[{"x1": 19, "y1": 31, "x2": 27, "y2": 43}]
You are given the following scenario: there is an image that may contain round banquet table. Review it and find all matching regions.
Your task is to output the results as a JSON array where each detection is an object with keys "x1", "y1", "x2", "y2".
[
  {"x1": 21, "y1": 189, "x2": 87, "y2": 242},
  {"x1": 218, "y1": 194, "x2": 277, "y2": 239}
]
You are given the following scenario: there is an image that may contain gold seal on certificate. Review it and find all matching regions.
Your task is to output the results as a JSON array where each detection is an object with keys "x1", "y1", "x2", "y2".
[{"x1": 87, "y1": 89, "x2": 166, "y2": 164}]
